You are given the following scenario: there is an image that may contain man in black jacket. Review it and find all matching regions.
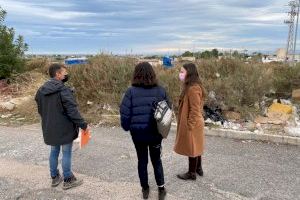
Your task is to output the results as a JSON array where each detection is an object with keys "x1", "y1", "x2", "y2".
[{"x1": 35, "y1": 63, "x2": 88, "y2": 190}]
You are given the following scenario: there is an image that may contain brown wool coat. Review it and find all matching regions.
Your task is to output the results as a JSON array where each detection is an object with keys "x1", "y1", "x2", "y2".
[{"x1": 174, "y1": 85, "x2": 205, "y2": 157}]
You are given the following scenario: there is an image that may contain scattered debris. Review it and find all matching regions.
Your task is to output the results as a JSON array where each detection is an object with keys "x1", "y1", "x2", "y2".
[
  {"x1": 275, "y1": 99, "x2": 292, "y2": 105},
  {"x1": 241, "y1": 140, "x2": 252, "y2": 143},
  {"x1": 282, "y1": 106, "x2": 300, "y2": 137},
  {"x1": 0, "y1": 96, "x2": 32, "y2": 111},
  {"x1": 120, "y1": 154, "x2": 130, "y2": 159},
  {"x1": 255, "y1": 102, "x2": 292, "y2": 125},
  {"x1": 284, "y1": 127, "x2": 300, "y2": 137},
  {"x1": 268, "y1": 103, "x2": 293, "y2": 114},
  {"x1": 292, "y1": 89, "x2": 300, "y2": 102},
  {"x1": 224, "y1": 111, "x2": 241, "y2": 121},
  {"x1": 203, "y1": 105, "x2": 225, "y2": 124},
  {"x1": 1, "y1": 114, "x2": 13, "y2": 119},
  {"x1": 0, "y1": 102, "x2": 15, "y2": 111},
  {"x1": 87, "y1": 101, "x2": 94, "y2": 105},
  {"x1": 9, "y1": 96, "x2": 32, "y2": 108},
  {"x1": 103, "y1": 104, "x2": 113, "y2": 111},
  {"x1": 223, "y1": 121, "x2": 242, "y2": 130},
  {"x1": 0, "y1": 80, "x2": 8, "y2": 92},
  {"x1": 205, "y1": 118, "x2": 222, "y2": 126},
  {"x1": 255, "y1": 113, "x2": 290, "y2": 125}
]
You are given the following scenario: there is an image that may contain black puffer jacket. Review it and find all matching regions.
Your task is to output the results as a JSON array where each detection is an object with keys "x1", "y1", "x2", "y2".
[
  {"x1": 35, "y1": 78, "x2": 87, "y2": 146},
  {"x1": 120, "y1": 85, "x2": 170, "y2": 142}
]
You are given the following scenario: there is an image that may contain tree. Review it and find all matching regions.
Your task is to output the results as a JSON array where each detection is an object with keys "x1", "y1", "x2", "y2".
[
  {"x1": 0, "y1": 7, "x2": 28, "y2": 78},
  {"x1": 232, "y1": 50, "x2": 240, "y2": 58},
  {"x1": 182, "y1": 51, "x2": 193, "y2": 57},
  {"x1": 193, "y1": 51, "x2": 201, "y2": 59},
  {"x1": 200, "y1": 50, "x2": 212, "y2": 59},
  {"x1": 211, "y1": 49, "x2": 219, "y2": 58},
  {"x1": 0, "y1": 8, "x2": 5, "y2": 22},
  {"x1": 251, "y1": 52, "x2": 263, "y2": 63},
  {"x1": 196, "y1": 49, "x2": 220, "y2": 59}
]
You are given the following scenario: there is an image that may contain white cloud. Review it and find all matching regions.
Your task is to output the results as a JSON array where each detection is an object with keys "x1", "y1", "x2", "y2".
[
  {"x1": 1, "y1": 0, "x2": 290, "y2": 53},
  {"x1": 15, "y1": 29, "x2": 42, "y2": 37},
  {"x1": 0, "y1": 0, "x2": 98, "y2": 20},
  {"x1": 31, "y1": 2, "x2": 75, "y2": 8}
]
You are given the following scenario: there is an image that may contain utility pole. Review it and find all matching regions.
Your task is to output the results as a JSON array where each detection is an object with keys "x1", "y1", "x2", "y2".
[
  {"x1": 294, "y1": 0, "x2": 300, "y2": 62},
  {"x1": 285, "y1": 0, "x2": 300, "y2": 64}
]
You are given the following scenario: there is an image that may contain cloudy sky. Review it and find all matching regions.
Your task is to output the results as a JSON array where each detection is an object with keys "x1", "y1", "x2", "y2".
[{"x1": 0, "y1": 0, "x2": 292, "y2": 54}]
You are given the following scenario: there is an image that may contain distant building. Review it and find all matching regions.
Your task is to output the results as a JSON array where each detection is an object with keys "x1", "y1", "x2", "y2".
[
  {"x1": 276, "y1": 48, "x2": 287, "y2": 60},
  {"x1": 276, "y1": 48, "x2": 300, "y2": 62},
  {"x1": 262, "y1": 48, "x2": 294, "y2": 63},
  {"x1": 138, "y1": 59, "x2": 162, "y2": 67},
  {"x1": 65, "y1": 57, "x2": 88, "y2": 65},
  {"x1": 262, "y1": 55, "x2": 278, "y2": 63},
  {"x1": 180, "y1": 57, "x2": 196, "y2": 62}
]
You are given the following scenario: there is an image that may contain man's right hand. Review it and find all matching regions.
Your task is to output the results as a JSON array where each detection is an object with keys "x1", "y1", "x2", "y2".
[{"x1": 82, "y1": 125, "x2": 90, "y2": 132}]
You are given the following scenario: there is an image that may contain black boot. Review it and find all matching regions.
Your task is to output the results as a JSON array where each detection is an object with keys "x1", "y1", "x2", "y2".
[
  {"x1": 177, "y1": 157, "x2": 197, "y2": 180},
  {"x1": 142, "y1": 187, "x2": 150, "y2": 199},
  {"x1": 158, "y1": 187, "x2": 167, "y2": 200},
  {"x1": 196, "y1": 156, "x2": 204, "y2": 176},
  {"x1": 177, "y1": 172, "x2": 196, "y2": 180}
]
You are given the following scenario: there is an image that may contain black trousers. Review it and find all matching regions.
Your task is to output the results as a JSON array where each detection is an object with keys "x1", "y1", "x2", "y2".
[{"x1": 133, "y1": 140, "x2": 165, "y2": 189}]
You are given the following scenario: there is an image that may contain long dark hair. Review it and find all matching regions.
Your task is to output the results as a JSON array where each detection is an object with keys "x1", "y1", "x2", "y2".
[
  {"x1": 180, "y1": 63, "x2": 206, "y2": 99},
  {"x1": 132, "y1": 62, "x2": 158, "y2": 87}
]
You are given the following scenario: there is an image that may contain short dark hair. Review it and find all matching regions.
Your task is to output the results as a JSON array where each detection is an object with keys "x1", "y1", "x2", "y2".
[
  {"x1": 48, "y1": 63, "x2": 66, "y2": 78},
  {"x1": 132, "y1": 62, "x2": 157, "y2": 87}
]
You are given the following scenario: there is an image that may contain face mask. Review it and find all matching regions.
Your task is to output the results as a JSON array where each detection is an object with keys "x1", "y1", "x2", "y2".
[
  {"x1": 62, "y1": 74, "x2": 69, "y2": 83},
  {"x1": 179, "y1": 73, "x2": 186, "y2": 82}
]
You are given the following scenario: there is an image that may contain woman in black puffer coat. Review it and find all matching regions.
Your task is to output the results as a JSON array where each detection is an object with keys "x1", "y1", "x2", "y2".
[{"x1": 120, "y1": 62, "x2": 170, "y2": 200}]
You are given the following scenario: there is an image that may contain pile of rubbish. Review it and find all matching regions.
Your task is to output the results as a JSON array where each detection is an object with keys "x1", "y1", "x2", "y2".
[{"x1": 203, "y1": 90, "x2": 300, "y2": 138}]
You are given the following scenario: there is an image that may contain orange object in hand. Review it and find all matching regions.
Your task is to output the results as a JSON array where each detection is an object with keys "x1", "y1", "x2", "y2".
[{"x1": 80, "y1": 129, "x2": 91, "y2": 149}]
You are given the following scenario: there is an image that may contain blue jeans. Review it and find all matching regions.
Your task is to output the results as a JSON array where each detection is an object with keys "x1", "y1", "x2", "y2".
[{"x1": 49, "y1": 143, "x2": 73, "y2": 179}]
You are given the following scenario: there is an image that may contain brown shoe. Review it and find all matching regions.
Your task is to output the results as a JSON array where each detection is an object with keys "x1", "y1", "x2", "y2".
[
  {"x1": 177, "y1": 172, "x2": 196, "y2": 180},
  {"x1": 51, "y1": 174, "x2": 63, "y2": 187},
  {"x1": 62, "y1": 175, "x2": 83, "y2": 190}
]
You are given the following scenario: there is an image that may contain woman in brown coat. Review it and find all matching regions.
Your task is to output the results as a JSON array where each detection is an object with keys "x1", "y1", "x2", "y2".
[{"x1": 174, "y1": 63, "x2": 205, "y2": 180}]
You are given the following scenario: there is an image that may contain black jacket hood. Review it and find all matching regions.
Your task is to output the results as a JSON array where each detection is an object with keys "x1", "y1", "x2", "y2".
[{"x1": 39, "y1": 78, "x2": 65, "y2": 95}]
